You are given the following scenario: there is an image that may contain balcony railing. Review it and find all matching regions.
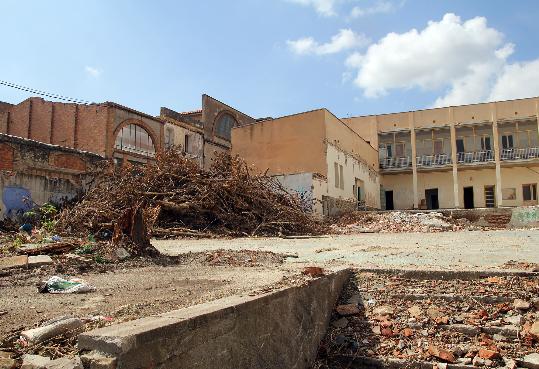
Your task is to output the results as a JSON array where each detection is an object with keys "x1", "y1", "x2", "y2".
[
  {"x1": 416, "y1": 154, "x2": 452, "y2": 168},
  {"x1": 379, "y1": 157, "x2": 412, "y2": 169},
  {"x1": 457, "y1": 150, "x2": 494, "y2": 164},
  {"x1": 501, "y1": 147, "x2": 539, "y2": 161}
]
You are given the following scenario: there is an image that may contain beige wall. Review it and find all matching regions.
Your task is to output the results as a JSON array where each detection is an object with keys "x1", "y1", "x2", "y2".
[
  {"x1": 232, "y1": 110, "x2": 327, "y2": 176},
  {"x1": 381, "y1": 173, "x2": 414, "y2": 210},
  {"x1": 164, "y1": 122, "x2": 204, "y2": 167}
]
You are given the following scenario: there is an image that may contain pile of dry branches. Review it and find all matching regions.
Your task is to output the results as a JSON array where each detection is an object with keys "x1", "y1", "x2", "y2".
[{"x1": 56, "y1": 149, "x2": 326, "y2": 251}]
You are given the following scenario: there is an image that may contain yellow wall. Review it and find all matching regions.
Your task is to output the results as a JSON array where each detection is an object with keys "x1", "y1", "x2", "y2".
[{"x1": 231, "y1": 110, "x2": 327, "y2": 176}]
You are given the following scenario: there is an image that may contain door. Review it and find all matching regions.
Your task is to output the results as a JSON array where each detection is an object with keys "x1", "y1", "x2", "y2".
[
  {"x1": 463, "y1": 186, "x2": 474, "y2": 209},
  {"x1": 385, "y1": 191, "x2": 394, "y2": 210},
  {"x1": 425, "y1": 188, "x2": 439, "y2": 210},
  {"x1": 484, "y1": 186, "x2": 496, "y2": 208}
]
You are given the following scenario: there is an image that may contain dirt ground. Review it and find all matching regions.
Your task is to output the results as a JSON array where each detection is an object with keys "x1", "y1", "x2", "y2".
[
  {"x1": 154, "y1": 229, "x2": 539, "y2": 271},
  {"x1": 0, "y1": 251, "x2": 293, "y2": 343}
]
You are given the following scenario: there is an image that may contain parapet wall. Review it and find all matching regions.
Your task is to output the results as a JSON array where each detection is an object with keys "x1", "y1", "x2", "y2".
[{"x1": 79, "y1": 269, "x2": 350, "y2": 369}]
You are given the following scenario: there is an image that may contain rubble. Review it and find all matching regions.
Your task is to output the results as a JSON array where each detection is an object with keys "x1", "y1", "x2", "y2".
[
  {"x1": 330, "y1": 211, "x2": 478, "y2": 234},
  {"x1": 315, "y1": 271, "x2": 539, "y2": 368},
  {"x1": 20, "y1": 317, "x2": 84, "y2": 345}
]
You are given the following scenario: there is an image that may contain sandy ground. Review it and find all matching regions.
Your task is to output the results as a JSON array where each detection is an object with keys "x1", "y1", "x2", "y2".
[
  {"x1": 154, "y1": 229, "x2": 539, "y2": 270},
  {"x1": 0, "y1": 254, "x2": 292, "y2": 340}
]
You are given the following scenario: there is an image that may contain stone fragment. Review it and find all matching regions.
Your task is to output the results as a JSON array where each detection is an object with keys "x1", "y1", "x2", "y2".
[
  {"x1": 332, "y1": 317, "x2": 349, "y2": 328},
  {"x1": 478, "y1": 348, "x2": 500, "y2": 360},
  {"x1": 428, "y1": 345, "x2": 456, "y2": 363},
  {"x1": 0, "y1": 255, "x2": 28, "y2": 270},
  {"x1": 381, "y1": 328, "x2": 393, "y2": 337},
  {"x1": 372, "y1": 325, "x2": 381, "y2": 335},
  {"x1": 403, "y1": 328, "x2": 414, "y2": 337},
  {"x1": 439, "y1": 324, "x2": 480, "y2": 336},
  {"x1": 427, "y1": 307, "x2": 443, "y2": 320},
  {"x1": 520, "y1": 353, "x2": 539, "y2": 369},
  {"x1": 20, "y1": 355, "x2": 51, "y2": 369},
  {"x1": 513, "y1": 299, "x2": 531, "y2": 310},
  {"x1": 493, "y1": 333, "x2": 506, "y2": 341},
  {"x1": 504, "y1": 315, "x2": 523, "y2": 326},
  {"x1": 472, "y1": 356, "x2": 485, "y2": 367},
  {"x1": 114, "y1": 247, "x2": 130, "y2": 261},
  {"x1": 531, "y1": 298, "x2": 539, "y2": 309},
  {"x1": 529, "y1": 321, "x2": 539, "y2": 338},
  {"x1": 408, "y1": 305, "x2": 422, "y2": 318},
  {"x1": 373, "y1": 305, "x2": 394, "y2": 316},
  {"x1": 80, "y1": 352, "x2": 117, "y2": 369},
  {"x1": 503, "y1": 358, "x2": 517, "y2": 369},
  {"x1": 28, "y1": 255, "x2": 53, "y2": 267},
  {"x1": 302, "y1": 266, "x2": 325, "y2": 277},
  {"x1": 457, "y1": 357, "x2": 472, "y2": 365},
  {"x1": 48, "y1": 357, "x2": 83, "y2": 369},
  {"x1": 0, "y1": 357, "x2": 17, "y2": 369},
  {"x1": 336, "y1": 304, "x2": 360, "y2": 316}
]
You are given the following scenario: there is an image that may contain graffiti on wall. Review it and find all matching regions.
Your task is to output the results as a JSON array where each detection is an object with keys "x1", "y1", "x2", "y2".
[{"x1": 2, "y1": 186, "x2": 34, "y2": 218}]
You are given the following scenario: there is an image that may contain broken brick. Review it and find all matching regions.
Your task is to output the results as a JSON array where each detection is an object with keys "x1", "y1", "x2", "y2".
[
  {"x1": 335, "y1": 304, "x2": 360, "y2": 317},
  {"x1": 428, "y1": 345, "x2": 456, "y2": 363},
  {"x1": 478, "y1": 348, "x2": 500, "y2": 360},
  {"x1": 302, "y1": 266, "x2": 325, "y2": 278}
]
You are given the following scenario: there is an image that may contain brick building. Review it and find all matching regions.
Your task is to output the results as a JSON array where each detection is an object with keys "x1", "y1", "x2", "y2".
[{"x1": 0, "y1": 133, "x2": 102, "y2": 219}]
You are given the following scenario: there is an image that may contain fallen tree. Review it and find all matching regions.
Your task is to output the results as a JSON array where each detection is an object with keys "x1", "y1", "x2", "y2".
[{"x1": 56, "y1": 149, "x2": 326, "y2": 254}]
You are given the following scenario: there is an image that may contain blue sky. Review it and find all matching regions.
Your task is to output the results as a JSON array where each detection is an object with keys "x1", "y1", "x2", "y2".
[{"x1": 1, "y1": 0, "x2": 539, "y2": 119}]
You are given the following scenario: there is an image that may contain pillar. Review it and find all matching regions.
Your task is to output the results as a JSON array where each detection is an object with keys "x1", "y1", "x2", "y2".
[
  {"x1": 409, "y1": 112, "x2": 419, "y2": 209},
  {"x1": 449, "y1": 107, "x2": 460, "y2": 208},
  {"x1": 491, "y1": 103, "x2": 503, "y2": 207}
]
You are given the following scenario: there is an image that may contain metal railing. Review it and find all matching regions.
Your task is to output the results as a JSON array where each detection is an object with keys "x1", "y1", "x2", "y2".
[
  {"x1": 457, "y1": 150, "x2": 494, "y2": 164},
  {"x1": 501, "y1": 147, "x2": 539, "y2": 161},
  {"x1": 416, "y1": 154, "x2": 452, "y2": 168},
  {"x1": 379, "y1": 157, "x2": 412, "y2": 169}
]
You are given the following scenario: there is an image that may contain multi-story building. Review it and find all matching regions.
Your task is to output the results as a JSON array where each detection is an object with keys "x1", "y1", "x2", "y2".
[
  {"x1": 344, "y1": 97, "x2": 539, "y2": 210},
  {"x1": 232, "y1": 109, "x2": 380, "y2": 215}
]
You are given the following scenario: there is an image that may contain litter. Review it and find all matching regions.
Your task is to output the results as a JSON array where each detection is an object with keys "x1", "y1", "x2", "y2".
[{"x1": 38, "y1": 276, "x2": 96, "y2": 294}]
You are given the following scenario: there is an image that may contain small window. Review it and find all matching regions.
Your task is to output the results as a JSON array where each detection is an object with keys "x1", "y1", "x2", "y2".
[
  {"x1": 502, "y1": 134, "x2": 514, "y2": 149},
  {"x1": 523, "y1": 184, "x2": 537, "y2": 201},
  {"x1": 184, "y1": 134, "x2": 190, "y2": 154},
  {"x1": 339, "y1": 165, "x2": 344, "y2": 190},
  {"x1": 480, "y1": 136, "x2": 491, "y2": 151},
  {"x1": 334, "y1": 162, "x2": 339, "y2": 188}
]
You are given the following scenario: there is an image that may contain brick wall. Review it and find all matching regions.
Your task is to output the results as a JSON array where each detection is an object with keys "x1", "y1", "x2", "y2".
[
  {"x1": 0, "y1": 143, "x2": 14, "y2": 170},
  {"x1": 49, "y1": 153, "x2": 87, "y2": 172}
]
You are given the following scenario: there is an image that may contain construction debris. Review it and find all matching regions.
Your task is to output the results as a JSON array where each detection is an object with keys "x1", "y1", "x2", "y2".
[
  {"x1": 316, "y1": 271, "x2": 539, "y2": 368},
  {"x1": 20, "y1": 318, "x2": 84, "y2": 345},
  {"x1": 331, "y1": 211, "x2": 476, "y2": 233},
  {"x1": 38, "y1": 277, "x2": 95, "y2": 294},
  {"x1": 55, "y1": 150, "x2": 326, "y2": 253}
]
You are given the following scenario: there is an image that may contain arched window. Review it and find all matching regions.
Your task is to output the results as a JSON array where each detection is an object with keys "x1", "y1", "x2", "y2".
[
  {"x1": 215, "y1": 113, "x2": 237, "y2": 141},
  {"x1": 114, "y1": 124, "x2": 156, "y2": 157}
]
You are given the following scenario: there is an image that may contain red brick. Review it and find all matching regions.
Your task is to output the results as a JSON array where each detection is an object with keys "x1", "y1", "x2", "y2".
[
  {"x1": 0, "y1": 143, "x2": 14, "y2": 170},
  {"x1": 50, "y1": 153, "x2": 86, "y2": 171}
]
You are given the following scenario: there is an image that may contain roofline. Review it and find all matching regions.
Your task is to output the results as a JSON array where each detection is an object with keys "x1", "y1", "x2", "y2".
[
  {"x1": 203, "y1": 94, "x2": 255, "y2": 120},
  {"x1": 102, "y1": 101, "x2": 163, "y2": 123},
  {"x1": 344, "y1": 95, "x2": 539, "y2": 120}
]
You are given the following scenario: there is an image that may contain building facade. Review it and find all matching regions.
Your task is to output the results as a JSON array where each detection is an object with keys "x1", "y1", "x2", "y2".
[
  {"x1": 232, "y1": 109, "x2": 380, "y2": 215},
  {"x1": 344, "y1": 97, "x2": 539, "y2": 210}
]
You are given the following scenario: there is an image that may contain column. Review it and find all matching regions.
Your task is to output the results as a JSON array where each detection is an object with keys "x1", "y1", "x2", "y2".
[
  {"x1": 491, "y1": 103, "x2": 503, "y2": 207},
  {"x1": 409, "y1": 112, "x2": 419, "y2": 209},
  {"x1": 449, "y1": 107, "x2": 460, "y2": 208}
]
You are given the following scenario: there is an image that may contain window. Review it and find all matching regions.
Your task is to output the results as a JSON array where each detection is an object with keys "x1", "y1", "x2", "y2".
[
  {"x1": 183, "y1": 134, "x2": 190, "y2": 154},
  {"x1": 386, "y1": 144, "x2": 393, "y2": 158},
  {"x1": 215, "y1": 113, "x2": 237, "y2": 141},
  {"x1": 334, "y1": 162, "x2": 339, "y2": 188},
  {"x1": 395, "y1": 142, "x2": 405, "y2": 157},
  {"x1": 502, "y1": 134, "x2": 514, "y2": 149},
  {"x1": 523, "y1": 184, "x2": 537, "y2": 201},
  {"x1": 339, "y1": 165, "x2": 344, "y2": 190},
  {"x1": 456, "y1": 139, "x2": 465, "y2": 153},
  {"x1": 433, "y1": 139, "x2": 443, "y2": 154},
  {"x1": 481, "y1": 136, "x2": 491, "y2": 151},
  {"x1": 114, "y1": 124, "x2": 156, "y2": 157}
]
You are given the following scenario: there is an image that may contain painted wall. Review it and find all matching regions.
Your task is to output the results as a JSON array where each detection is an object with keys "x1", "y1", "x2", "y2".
[
  {"x1": 231, "y1": 110, "x2": 327, "y2": 176},
  {"x1": 381, "y1": 173, "x2": 414, "y2": 210},
  {"x1": 164, "y1": 122, "x2": 204, "y2": 167},
  {"x1": 273, "y1": 172, "x2": 314, "y2": 211}
]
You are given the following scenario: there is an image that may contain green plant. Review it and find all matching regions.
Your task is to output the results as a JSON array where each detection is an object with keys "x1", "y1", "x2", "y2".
[
  {"x1": 94, "y1": 254, "x2": 110, "y2": 264},
  {"x1": 42, "y1": 219, "x2": 57, "y2": 233},
  {"x1": 76, "y1": 244, "x2": 94, "y2": 255}
]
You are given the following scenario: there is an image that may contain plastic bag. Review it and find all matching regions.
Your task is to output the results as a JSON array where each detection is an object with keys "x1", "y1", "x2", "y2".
[{"x1": 39, "y1": 276, "x2": 96, "y2": 294}]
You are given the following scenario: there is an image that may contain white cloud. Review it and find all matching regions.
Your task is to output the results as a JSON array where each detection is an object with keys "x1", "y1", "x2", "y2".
[
  {"x1": 488, "y1": 59, "x2": 539, "y2": 101},
  {"x1": 288, "y1": 29, "x2": 370, "y2": 55},
  {"x1": 85, "y1": 66, "x2": 101, "y2": 78},
  {"x1": 286, "y1": 0, "x2": 339, "y2": 16},
  {"x1": 343, "y1": 13, "x2": 539, "y2": 106},
  {"x1": 350, "y1": 1, "x2": 402, "y2": 18}
]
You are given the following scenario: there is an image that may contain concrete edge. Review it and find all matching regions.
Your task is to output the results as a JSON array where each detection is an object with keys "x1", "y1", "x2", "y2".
[{"x1": 357, "y1": 267, "x2": 539, "y2": 280}]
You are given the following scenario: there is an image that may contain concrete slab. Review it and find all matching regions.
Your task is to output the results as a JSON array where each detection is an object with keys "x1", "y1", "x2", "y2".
[
  {"x1": 0, "y1": 255, "x2": 28, "y2": 270},
  {"x1": 28, "y1": 255, "x2": 53, "y2": 267}
]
